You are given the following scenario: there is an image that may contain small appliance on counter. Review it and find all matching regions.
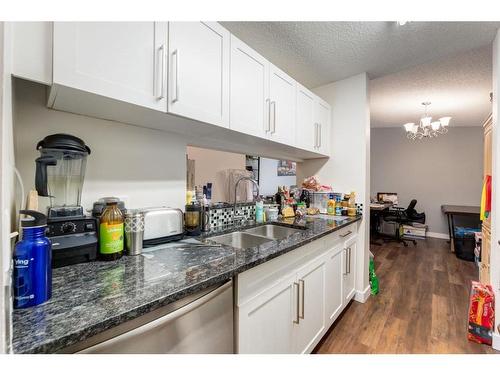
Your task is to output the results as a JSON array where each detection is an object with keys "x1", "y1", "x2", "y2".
[
  {"x1": 35, "y1": 134, "x2": 98, "y2": 268},
  {"x1": 185, "y1": 202, "x2": 202, "y2": 236},
  {"x1": 142, "y1": 207, "x2": 184, "y2": 246}
]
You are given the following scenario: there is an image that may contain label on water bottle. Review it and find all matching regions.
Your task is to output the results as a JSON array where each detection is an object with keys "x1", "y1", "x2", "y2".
[{"x1": 100, "y1": 222, "x2": 124, "y2": 254}]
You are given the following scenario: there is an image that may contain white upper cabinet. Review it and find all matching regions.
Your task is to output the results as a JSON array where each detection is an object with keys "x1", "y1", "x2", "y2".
[
  {"x1": 296, "y1": 84, "x2": 316, "y2": 152},
  {"x1": 315, "y1": 98, "x2": 331, "y2": 156},
  {"x1": 268, "y1": 64, "x2": 296, "y2": 146},
  {"x1": 168, "y1": 22, "x2": 230, "y2": 128},
  {"x1": 229, "y1": 35, "x2": 269, "y2": 138},
  {"x1": 53, "y1": 22, "x2": 167, "y2": 111}
]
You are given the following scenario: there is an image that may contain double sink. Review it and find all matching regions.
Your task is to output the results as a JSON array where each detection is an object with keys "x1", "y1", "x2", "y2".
[{"x1": 207, "y1": 224, "x2": 305, "y2": 249}]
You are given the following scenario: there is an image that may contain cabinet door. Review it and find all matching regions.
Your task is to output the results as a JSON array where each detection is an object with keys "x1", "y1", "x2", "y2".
[
  {"x1": 343, "y1": 237, "x2": 357, "y2": 304},
  {"x1": 53, "y1": 22, "x2": 167, "y2": 111},
  {"x1": 296, "y1": 84, "x2": 316, "y2": 152},
  {"x1": 269, "y1": 64, "x2": 296, "y2": 145},
  {"x1": 315, "y1": 98, "x2": 331, "y2": 156},
  {"x1": 168, "y1": 22, "x2": 230, "y2": 128},
  {"x1": 229, "y1": 35, "x2": 269, "y2": 138},
  {"x1": 294, "y1": 256, "x2": 326, "y2": 354},
  {"x1": 325, "y1": 245, "x2": 344, "y2": 324},
  {"x1": 237, "y1": 275, "x2": 297, "y2": 353}
]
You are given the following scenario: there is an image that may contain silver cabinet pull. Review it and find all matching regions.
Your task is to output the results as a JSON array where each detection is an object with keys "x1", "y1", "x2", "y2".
[
  {"x1": 265, "y1": 98, "x2": 271, "y2": 132},
  {"x1": 318, "y1": 123, "x2": 322, "y2": 148},
  {"x1": 348, "y1": 247, "x2": 351, "y2": 274},
  {"x1": 340, "y1": 230, "x2": 352, "y2": 238},
  {"x1": 299, "y1": 279, "x2": 305, "y2": 319},
  {"x1": 156, "y1": 44, "x2": 166, "y2": 100},
  {"x1": 271, "y1": 101, "x2": 276, "y2": 134},
  {"x1": 293, "y1": 282, "x2": 300, "y2": 324},
  {"x1": 171, "y1": 49, "x2": 179, "y2": 103},
  {"x1": 314, "y1": 123, "x2": 318, "y2": 148},
  {"x1": 344, "y1": 248, "x2": 348, "y2": 275}
]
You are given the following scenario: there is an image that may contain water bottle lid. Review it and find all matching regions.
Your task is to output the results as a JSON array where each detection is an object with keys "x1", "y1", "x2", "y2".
[{"x1": 19, "y1": 210, "x2": 47, "y2": 227}]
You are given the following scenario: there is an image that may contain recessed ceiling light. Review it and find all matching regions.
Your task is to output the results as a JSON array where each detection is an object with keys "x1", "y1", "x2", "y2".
[{"x1": 397, "y1": 21, "x2": 408, "y2": 26}]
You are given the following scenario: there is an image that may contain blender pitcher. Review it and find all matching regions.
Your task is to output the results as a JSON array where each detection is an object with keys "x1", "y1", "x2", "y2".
[{"x1": 35, "y1": 134, "x2": 91, "y2": 218}]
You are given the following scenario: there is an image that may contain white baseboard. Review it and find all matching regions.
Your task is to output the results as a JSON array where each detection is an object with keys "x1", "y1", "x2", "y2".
[
  {"x1": 354, "y1": 285, "x2": 371, "y2": 303},
  {"x1": 492, "y1": 332, "x2": 500, "y2": 351},
  {"x1": 426, "y1": 231, "x2": 450, "y2": 240}
]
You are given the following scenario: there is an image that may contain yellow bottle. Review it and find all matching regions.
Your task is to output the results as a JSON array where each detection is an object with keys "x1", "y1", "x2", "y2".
[{"x1": 327, "y1": 194, "x2": 336, "y2": 215}]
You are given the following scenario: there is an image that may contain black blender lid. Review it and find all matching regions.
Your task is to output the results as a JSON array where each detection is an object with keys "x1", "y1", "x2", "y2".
[
  {"x1": 36, "y1": 134, "x2": 91, "y2": 154},
  {"x1": 20, "y1": 210, "x2": 47, "y2": 227}
]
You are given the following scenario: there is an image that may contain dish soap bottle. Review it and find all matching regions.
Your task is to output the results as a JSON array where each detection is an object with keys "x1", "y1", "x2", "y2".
[
  {"x1": 327, "y1": 194, "x2": 336, "y2": 215},
  {"x1": 13, "y1": 210, "x2": 52, "y2": 309},
  {"x1": 255, "y1": 196, "x2": 264, "y2": 224},
  {"x1": 99, "y1": 199, "x2": 124, "y2": 261}
]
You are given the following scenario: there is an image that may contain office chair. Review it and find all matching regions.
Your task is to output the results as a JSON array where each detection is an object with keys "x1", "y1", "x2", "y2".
[{"x1": 382, "y1": 199, "x2": 426, "y2": 247}]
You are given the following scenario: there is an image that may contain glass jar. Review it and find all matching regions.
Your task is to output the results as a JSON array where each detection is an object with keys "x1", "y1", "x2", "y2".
[{"x1": 99, "y1": 200, "x2": 124, "y2": 260}]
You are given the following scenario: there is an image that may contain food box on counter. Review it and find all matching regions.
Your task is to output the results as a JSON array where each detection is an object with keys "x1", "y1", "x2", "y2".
[{"x1": 467, "y1": 281, "x2": 495, "y2": 345}]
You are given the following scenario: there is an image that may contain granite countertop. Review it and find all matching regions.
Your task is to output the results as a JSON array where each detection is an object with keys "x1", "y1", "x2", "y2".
[{"x1": 12, "y1": 215, "x2": 361, "y2": 354}]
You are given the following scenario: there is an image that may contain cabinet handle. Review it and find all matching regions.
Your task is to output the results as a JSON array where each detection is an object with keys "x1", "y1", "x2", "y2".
[
  {"x1": 156, "y1": 44, "x2": 166, "y2": 100},
  {"x1": 271, "y1": 101, "x2": 276, "y2": 134},
  {"x1": 314, "y1": 123, "x2": 318, "y2": 148},
  {"x1": 344, "y1": 248, "x2": 348, "y2": 275},
  {"x1": 265, "y1": 98, "x2": 271, "y2": 132},
  {"x1": 318, "y1": 123, "x2": 322, "y2": 148},
  {"x1": 172, "y1": 49, "x2": 179, "y2": 103},
  {"x1": 293, "y1": 282, "x2": 300, "y2": 324},
  {"x1": 299, "y1": 279, "x2": 305, "y2": 320},
  {"x1": 340, "y1": 230, "x2": 352, "y2": 238},
  {"x1": 348, "y1": 247, "x2": 351, "y2": 274}
]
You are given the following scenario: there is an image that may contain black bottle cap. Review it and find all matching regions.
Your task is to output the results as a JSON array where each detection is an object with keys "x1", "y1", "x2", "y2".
[{"x1": 20, "y1": 210, "x2": 47, "y2": 227}]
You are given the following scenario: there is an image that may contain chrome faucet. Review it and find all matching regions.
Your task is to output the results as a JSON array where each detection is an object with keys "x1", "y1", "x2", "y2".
[{"x1": 233, "y1": 176, "x2": 260, "y2": 226}]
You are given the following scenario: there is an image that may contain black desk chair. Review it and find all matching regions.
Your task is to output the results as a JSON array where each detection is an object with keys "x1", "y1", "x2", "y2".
[{"x1": 382, "y1": 199, "x2": 426, "y2": 247}]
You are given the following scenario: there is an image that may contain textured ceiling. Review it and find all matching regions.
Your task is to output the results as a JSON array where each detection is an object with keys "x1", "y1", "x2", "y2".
[
  {"x1": 221, "y1": 21, "x2": 500, "y2": 88},
  {"x1": 370, "y1": 45, "x2": 492, "y2": 128}
]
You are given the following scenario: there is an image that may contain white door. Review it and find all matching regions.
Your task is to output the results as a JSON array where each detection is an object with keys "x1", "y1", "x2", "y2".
[
  {"x1": 229, "y1": 35, "x2": 269, "y2": 138},
  {"x1": 296, "y1": 84, "x2": 316, "y2": 152},
  {"x1": 53, "y1": 22, "x2": 167, "y2": 111},
  {"x1": 315, "y1": 98, "x2": 331, "y2": 156},
  {"x1": 269, "y1": 64, "x2": 296, "y2": 145},
  {"x1": 294, "y1": 256, "x2": 326, "y2": 354},
  {"x1": 343, "y1": 236, "x2": 357, "y2": 304},
  {"x1": 168, "y1": 22, "x2": 230, "y2": 128},
  {"x1": 237, "y1": 275, "x2": 297, "y2": 353},
  {"x1": 325, "y1": 245, "x2": 344, "y2": 324}
]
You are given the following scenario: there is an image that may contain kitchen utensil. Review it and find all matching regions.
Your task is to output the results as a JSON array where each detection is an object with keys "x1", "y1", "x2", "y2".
[
  {"x1": 35, "y1": 134, "x2": 97, "y2": 268},
  {"x1": 124, "y1": 210, "x2": 145, "y2": 256},
  {"x1": 142, "y1": 207, "x2": 184, "y2": 246}
]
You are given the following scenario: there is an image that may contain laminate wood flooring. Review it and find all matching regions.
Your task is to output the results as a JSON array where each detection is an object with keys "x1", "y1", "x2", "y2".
[{"x1": 314, "y1": 237, "x2": 497, "y2": 354}]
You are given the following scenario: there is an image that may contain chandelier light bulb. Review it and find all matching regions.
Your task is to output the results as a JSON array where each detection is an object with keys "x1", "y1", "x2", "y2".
[
  {"x1": 439, "y1": 116, "x2": 451, "y2": 126},
  {"x1": 404, "y1": 122, "x2": 415, "y2": 132},
  {"x1": 421, "y1": 116, "x2": 432, "y2": 127},
  {"x1": 431, "y1": 121, "x2": 441, "y2": 131}
]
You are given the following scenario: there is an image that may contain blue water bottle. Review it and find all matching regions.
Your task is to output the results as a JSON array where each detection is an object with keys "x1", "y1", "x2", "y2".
[{"x1": 13, "y1": 210, "x2": 52, "y2": 309}]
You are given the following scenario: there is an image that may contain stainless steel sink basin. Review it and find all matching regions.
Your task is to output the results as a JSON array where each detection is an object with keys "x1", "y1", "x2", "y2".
[
  {"x1": 208, "y1": 232, "x2": 273, "y2": 249},
  {"x1": 244, "y1": 225, "x2": 304, "y2": 240}
]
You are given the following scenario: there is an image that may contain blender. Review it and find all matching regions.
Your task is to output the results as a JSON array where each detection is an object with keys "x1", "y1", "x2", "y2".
[{"x1": 35, "y1": 134, "x2": 98, "y2": 268}]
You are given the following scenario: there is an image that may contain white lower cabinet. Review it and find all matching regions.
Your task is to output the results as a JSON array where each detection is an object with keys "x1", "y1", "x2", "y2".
[
  {"x1": 325, "y1": 244, "x2": 344, "y2": 324},
  {"x1": 237, "y1": 274, "x2": 297, "y2": 354},
  {"x1": 237, "y1": 226, "x2": 359, "y2": 353},
  {"x1": 294, "y1": 255, "x2": 326, "y2": 354},
  {"x1": 343, "y1": 236, "x2": 357, "y2": 304}
]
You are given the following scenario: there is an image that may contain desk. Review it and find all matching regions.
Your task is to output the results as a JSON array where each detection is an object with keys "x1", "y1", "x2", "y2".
[
  {"x1": 370, "y1": 203, "x2": 393, "y2": 245},
  {"x1": 441, "y1": 205, "x2": 480, "y2": 252}
]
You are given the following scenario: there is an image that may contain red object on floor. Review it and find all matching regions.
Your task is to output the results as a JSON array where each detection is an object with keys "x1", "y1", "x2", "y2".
[{"x1": 467, "y1": 281, "x2": 495, "y2": 345}]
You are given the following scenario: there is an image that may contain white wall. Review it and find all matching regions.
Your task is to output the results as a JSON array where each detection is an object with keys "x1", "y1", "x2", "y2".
[
  {"x1": 259, "y1": 158, "x2": 296, "y2": 196},
  {"x1": 298, "y1": 73, "x2": 371, "y2": 301},
  {"x1": 491, "y1": 29, "x2": 500, "y2": 348},
  {"x1": 186, "y1": 146, "x2": 246, "y2": 202},
  {"x1": 14, "y1": 79, "x2": 188, "y2": 214}
]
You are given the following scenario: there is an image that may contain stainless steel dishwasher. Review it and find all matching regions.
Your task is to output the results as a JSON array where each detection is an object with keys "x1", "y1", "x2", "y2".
[{"x1": 64, "y1": 281, "x2": 233, "y2": 354}]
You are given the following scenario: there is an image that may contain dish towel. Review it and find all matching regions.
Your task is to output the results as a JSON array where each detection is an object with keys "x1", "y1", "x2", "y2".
[{"x1": 480, "y1": 175, "x2": 492, "y2": 221}]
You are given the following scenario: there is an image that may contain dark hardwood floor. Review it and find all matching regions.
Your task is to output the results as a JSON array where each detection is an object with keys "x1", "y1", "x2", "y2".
[{"x1": 314, "y1": 237, "x2": 496, "y2": 354}]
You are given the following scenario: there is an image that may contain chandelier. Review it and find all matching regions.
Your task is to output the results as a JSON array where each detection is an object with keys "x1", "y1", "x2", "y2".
[{"x1": 403, "y1": 102, "x2": 451, "y2": 140}]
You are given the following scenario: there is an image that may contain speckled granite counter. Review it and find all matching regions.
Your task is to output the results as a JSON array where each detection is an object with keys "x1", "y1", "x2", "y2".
[{"x1": 12, "y1": 215, "x2": 361, "y2": 354}]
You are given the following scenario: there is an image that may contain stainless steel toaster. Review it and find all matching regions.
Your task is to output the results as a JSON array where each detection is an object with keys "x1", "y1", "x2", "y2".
[{"x1": 142, "y1": 207, "x2": 184, "y2": 246}]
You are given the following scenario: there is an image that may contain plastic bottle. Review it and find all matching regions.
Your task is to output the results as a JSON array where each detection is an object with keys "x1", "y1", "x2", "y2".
[
  {"x1": 327, "y1": 194, "x2": 336, "y2": 215},
  {"x1": 13, "y1": 210, "x2": 52, "y2": 309},
  {"x1": 99, "y1": 199, "x2": 124, "y2": 261},
  {"x1": 255, "y1": 196, "x2": 264, "y2": 224}
]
